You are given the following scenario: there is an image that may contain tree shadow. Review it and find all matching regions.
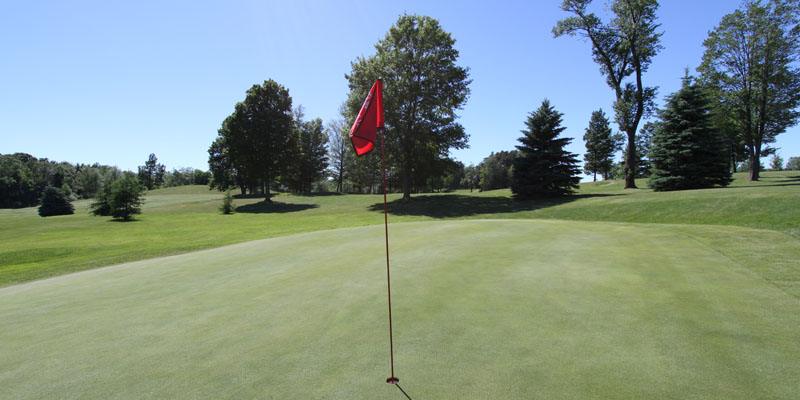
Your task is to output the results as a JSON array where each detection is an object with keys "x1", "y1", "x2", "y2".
[
  {"x1": 727, "y1": 175, "x2": 800, "y2": 188},
  {"x1": 235, "y1": 201, "x2": 318, "y2": 214},
  {"x1": 294, "y1": 192, "x2": 345, "y2": 197},
  {"x1": 233, "y1": 193, "x2": 278, "y2": 200},
  {"x1": 106, "y1": 218, "x2": 141, "y2": 222},
  {"x1": 368, "y1": 194, "x2": 619, "y2": 218}
]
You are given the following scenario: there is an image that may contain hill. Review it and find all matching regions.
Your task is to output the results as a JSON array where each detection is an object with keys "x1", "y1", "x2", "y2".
[{"x1": 1, "y1": 171, "x2": 798, "y2": 290}]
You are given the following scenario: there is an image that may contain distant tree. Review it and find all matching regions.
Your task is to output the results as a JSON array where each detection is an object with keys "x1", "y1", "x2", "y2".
[
  {"x1": 76, "y1": 167, "x2": 101, "y2": 198},
  {"x1": 786, "y1": 156, "x2": 800, "y2": 170},
  {"x1": 108, "y1": 176, "x2": 145, "y2": 220},
  {"x1": 138, "y1": 153, "x2": 166, "y2": 190},
  {"x1": 89, "y1": 184, "x2": 112, "y2": 216},
  {"x1": 583, "y1": 109, "x2": 617, "y2": 181},
  {"x1": 346, "y1": 14, "x2": 471, "y2": 200},
  {"x1": 649, "y1": 75, "x2": 732, "y2": 191},
  {"x1": 208, "y1": 80, "x2": 294, "y2": 200},
  {"x1": 0, "y1": 154, "x2": 36, "y2": 208},
  {"x1": 38, "y1": 186, "x2": 74, "y2": 217},
  {"x1": 770, "y1": 154, "x2": 785, "y2": 170},
  {"x1": 442, "y1": 160, "x2": 466, "y2": 191},
  {"x1": 461, "y1": 164, "x2": 480, "y2": 192},
  {"x1": 326, "y1": 109, "x2": 350, "y2": 193},
  {"x1": 698, "y1": 0, "x2": 800, "y2": 181},
  {"x1": 286, "y1": 112, "x2": 328, "y2": 193},
  {"x1": 511, "y1": 100, "x2": 581, "y2": 198},
  {"x1": 478, "y1": 151, "x2": 516, "y2": 190},
  {"x1": 220, "y1": 190, "x2": 234, "y2": 214},
  {"x1": 208, "y1": 136, "x2": 240, "y2": 193},
  {"x1": 192, "y1": 169, "x2": 211, "y2": 185},
  {"x1": 554, "y1": 0, "x2": 663, "y2": 188}
]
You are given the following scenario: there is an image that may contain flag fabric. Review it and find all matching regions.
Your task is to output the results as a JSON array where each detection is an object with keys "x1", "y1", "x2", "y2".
[{"x1": 349, "y1": 80, "x2": 384, "y2": 156}]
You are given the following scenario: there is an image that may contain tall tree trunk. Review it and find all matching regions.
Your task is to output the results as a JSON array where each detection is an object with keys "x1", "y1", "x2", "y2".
[
  {"x1": 624, "y1": 129, "x2": 637, "y2": 189},
  {"x1": 593, "y1": 171, "x2": 597, "y2": 182},
  {"x1": 402, "y1": 169, "x2": 411, "y2": 201},
  {"x1": 264, "y1": 173, "x2": 272, "y2": 201}
]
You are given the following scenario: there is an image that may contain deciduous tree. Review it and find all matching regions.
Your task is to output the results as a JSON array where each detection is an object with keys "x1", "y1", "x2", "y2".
[
  {"x1": 346, "y1": 14, "x2": 471, "y2": 200},
  {"x1": 698, "y1": 0, "x2": 800, "y2": 181},
  {"x1": 554, "y1": 0, "x2": 663, "y2": 188}
]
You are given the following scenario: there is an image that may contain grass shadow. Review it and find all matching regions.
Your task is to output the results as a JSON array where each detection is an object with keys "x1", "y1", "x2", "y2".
[
  {"x1": 369, "y1": 194, "x2": 619, "y2": 218},
  {"x1": 235, "y1": 201, "x2": 318, "y2": 214}
]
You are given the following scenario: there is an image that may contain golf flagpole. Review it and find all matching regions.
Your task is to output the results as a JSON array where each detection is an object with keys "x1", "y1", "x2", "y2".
[
  {"x1": 381, "y1": 124, "x2": 399, "y2": 385},
  {"x1": 346, "y1": 79, "x2": 400, "y2": 386}
]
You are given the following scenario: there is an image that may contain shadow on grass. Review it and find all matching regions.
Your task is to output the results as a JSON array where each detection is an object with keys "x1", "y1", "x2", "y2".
[
  {"x1": 729, "y1": 175, "x2": 800, "y2": 188},
  {"x1": 235, "y1": 201, "x2": 318, "y2": 214},
  {"x1": 233, "y1": 193, "x2": 278, "y2": 200},
  {"x1": 294, "y1": 192, "x2": 344, "y2": 197},
  {"x1": 369, "y1": 194, "x2": 619, "y2": 218}
]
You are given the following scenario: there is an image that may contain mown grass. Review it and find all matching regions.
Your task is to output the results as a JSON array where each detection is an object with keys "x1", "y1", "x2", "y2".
[
  {"x1": 2, "y1": 220, "x2": 799, "y2": 399},
  {"x1": 1, "y1": 171, "x2": 798, "y2": 288}
]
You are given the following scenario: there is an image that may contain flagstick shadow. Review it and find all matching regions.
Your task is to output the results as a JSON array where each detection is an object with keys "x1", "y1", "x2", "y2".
[
  {"x1": 368, "y1": 193, "x2": 619, "y2": 218},
  {"x1": 395, "y1": 383, "x2": 413, "y2": 400}
]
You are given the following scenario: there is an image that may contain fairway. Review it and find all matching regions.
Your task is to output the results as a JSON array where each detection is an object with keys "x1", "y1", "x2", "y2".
[{"x1": 1, "y1": 220, "x2": 798, "y2": 399}]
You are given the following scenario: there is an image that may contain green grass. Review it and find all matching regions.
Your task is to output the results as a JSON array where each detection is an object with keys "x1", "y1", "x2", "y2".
[
  {"x1": 2, "y1": 172, "x2": 800, "y2": 398},
  {"x1": 1, "y1": 220, "x2": 798, "y2": 398},
  {"x1": 2, "y1": 171, "x2": 798, "y2": 287}
]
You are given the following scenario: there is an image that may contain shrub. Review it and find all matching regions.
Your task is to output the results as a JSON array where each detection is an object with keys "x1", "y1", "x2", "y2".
[{"x1": 220, "y1": 191, "x2": 234, "y2": 214}]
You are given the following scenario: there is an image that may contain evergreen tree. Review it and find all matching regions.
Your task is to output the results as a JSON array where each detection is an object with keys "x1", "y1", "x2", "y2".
[
  {"x1": 219, "y1": 190, "x2": 234, "y2": 214},
  {"x1": 109, "y1": 176, "x2": 145, "y2": 220},
  {"x1": 38, "y1": 186, "x2": 74, "y2": 217},
  {"x1": 582, "y1": 109, "x2": 616, "y2": 182},
  {"x1": 137, "y1": 153, "x2": 165, "y2": 190},
  {"x1": 649, "y1": 75, "x2": 732, "y2": 191},
  {"x1": 511, "y1": 100, "x2": 581, "y2": 199}
]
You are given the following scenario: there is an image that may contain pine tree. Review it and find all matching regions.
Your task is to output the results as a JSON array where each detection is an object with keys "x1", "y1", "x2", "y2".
[
  {"x1": 583, "y1": 109, "x2": 616, "y2": 182},
  {"x1": 511, "y1": 100, "x2": 581, "y2": 199},
  {"x1": 38, "y1": 186, "x2": 74, "y2": 217},
  {"x1": 649, "y1": 75, "x2": 732, "y2": 191}
]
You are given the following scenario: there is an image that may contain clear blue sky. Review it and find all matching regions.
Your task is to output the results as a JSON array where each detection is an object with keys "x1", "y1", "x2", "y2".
[{"x1": 2, "y1": 0, "x2": 798, "y2": 174}]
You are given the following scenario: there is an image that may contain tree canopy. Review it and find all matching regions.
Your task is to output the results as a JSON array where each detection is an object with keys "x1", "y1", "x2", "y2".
[
  {"x1": 698, "y1": 0, "x2": 800, "y2": 181},
  {"x1": 208, "y1": 79, "x2": 295, "y2": 199},
  {"x1": 345, "y1": 14, "x2": 471, "y2": 200}
]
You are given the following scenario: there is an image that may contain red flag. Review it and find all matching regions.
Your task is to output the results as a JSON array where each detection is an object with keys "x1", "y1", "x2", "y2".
[{"x1": 350, "y1": 80, "x2": 384, "y2": 156}]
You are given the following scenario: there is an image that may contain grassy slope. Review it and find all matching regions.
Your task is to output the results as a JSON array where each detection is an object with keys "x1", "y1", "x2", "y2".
[
  {"x1": 1, "y1": 221, "x2": 798, "y2": 399},
  {"x1": 1, "y1": 171, "x2": 798, "y2": 290}
]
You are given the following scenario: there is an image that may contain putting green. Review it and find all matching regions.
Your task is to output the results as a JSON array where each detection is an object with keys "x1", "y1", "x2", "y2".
[{"x1": 1, "y1": 220, "x2": 798, "y2": 399}]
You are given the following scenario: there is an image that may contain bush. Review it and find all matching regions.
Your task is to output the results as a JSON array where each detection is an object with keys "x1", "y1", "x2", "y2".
[
  {"x1": 38, "y1": 186, "x2": 74, "y2": 217},
  {"x1": 220, "y1": 191, "x2": 234, "y2": 214}
]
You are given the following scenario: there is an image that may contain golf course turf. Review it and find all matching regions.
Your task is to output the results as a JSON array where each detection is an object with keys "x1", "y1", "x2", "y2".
[{"x1": 1, "y1": 220, "x2": 799, "y2": 398}]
